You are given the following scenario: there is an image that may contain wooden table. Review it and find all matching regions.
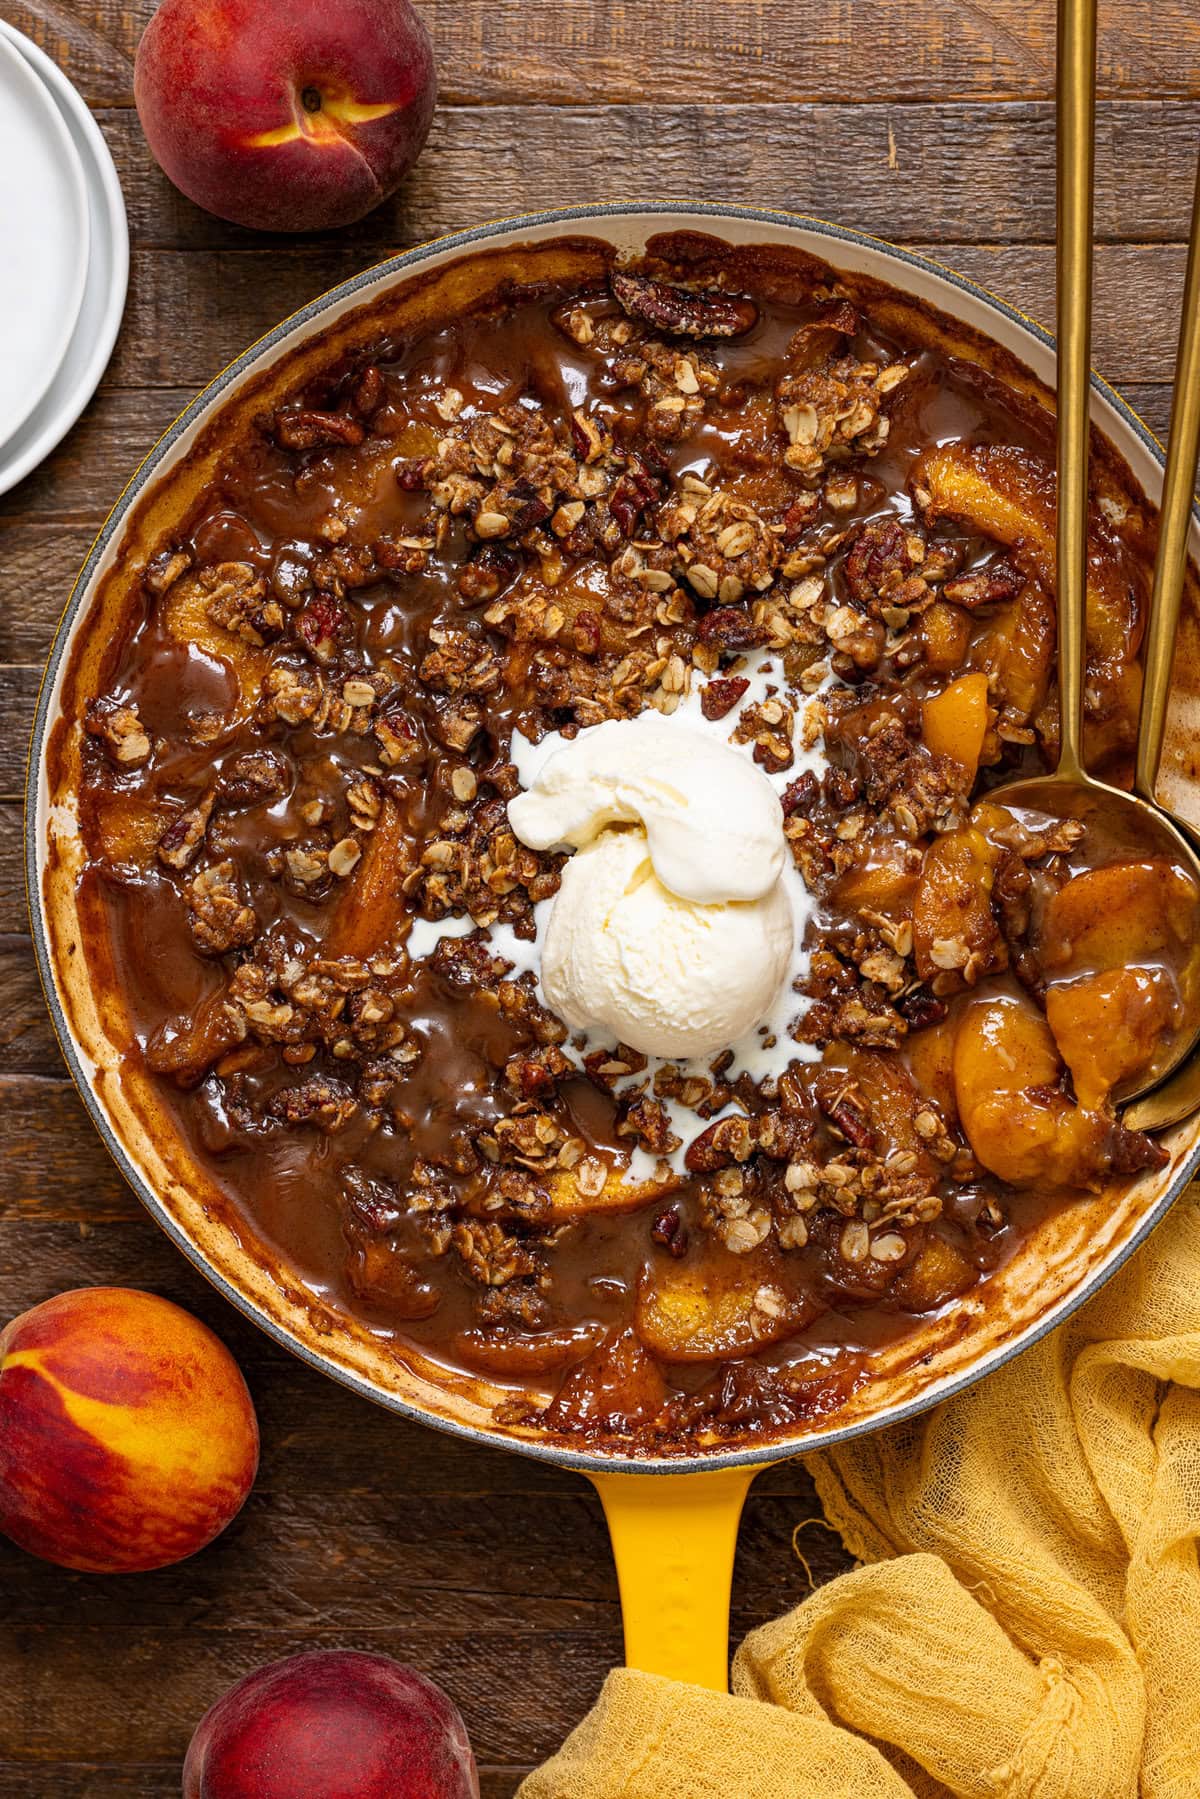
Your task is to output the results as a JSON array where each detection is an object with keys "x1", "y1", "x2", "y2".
[{"x1": 1, "y1": 1, "x2": 1196, "y2": 1789}]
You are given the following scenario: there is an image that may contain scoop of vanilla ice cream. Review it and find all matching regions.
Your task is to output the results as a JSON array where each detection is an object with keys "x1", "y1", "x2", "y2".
[
  {"x1": 540, "y1": 826, "x2": 795, "y2": 1059},
  {"x1": 507, "y1": 715, "x2": 783, "y2": 904},
  {"x1": 508, "y1": 713, "x2": 797, "y2": 1061}
]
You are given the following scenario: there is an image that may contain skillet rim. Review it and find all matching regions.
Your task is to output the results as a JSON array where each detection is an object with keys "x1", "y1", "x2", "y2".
[{"x1": 24, "y1": 199, "x2": 1200, "y2": 1476}]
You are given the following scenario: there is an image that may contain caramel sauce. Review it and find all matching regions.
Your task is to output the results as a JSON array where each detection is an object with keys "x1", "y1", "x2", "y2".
[{"x1": 71, "y1": 271, "x2": 1197, "y2": 1448}]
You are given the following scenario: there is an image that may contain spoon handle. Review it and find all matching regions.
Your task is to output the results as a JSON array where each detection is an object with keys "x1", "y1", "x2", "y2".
[
  {"x1": 1135, "y1": 155, "x2": 1200, "y2": 806},
  {"x1": 1054, "y1": 0, "x2": 1097, "y2": 785}
]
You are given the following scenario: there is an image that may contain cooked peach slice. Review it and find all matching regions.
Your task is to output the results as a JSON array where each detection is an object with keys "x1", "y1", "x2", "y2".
[
  {"x1": 144, "y1": 987, "x2": 244, "y2": 1087},
  {"x1": 90, "y1": 793, "x2": 171, "y2": 871},
  {"x1": 953, "y1": 995, "x2": 1106, "y2": 1187},
  {"x1": 972, "y1": 582, "x2": 1055, "y2": 728},
  {"x1": 914, "y1": 441, "x2": 1141, "y2": 759},
  {"x1": 837, "y1": 854, "x2": 919, "y2": 922},
  {"x1": 911, "y1": 826, "x2": 1001, "y2": 983},
  {"x1": 1046, "y1": 967, "x2": 1178, "y2": 1107},
  {"x1": 546, "y1": 1163, "x2": 682, "y2": 1221},
  {"x1": 825, "y1": 1045, "x2": 936, "y2": 1165},
  {"x1": 1038, "y1": 858, "x2": 1200, "y2": 975},
  {"x1": 914, "y1": 441, "x2": 1130, "y2": 657},
  {"x1": 540, "y1": 1328, "x2": 667, "y2": 1430},
  {"x1": 161, "y1": 569, "x2": 269, "y2": 713},
  {"x1": 327, "y1": 795, "x2": 413, "y2": 959},
  {"x1": 922, "y1": 671, "x2": 990, "y2": 778},
  {"x1": 920, "y1": 600, "x2": 972, "y2": 674},
  {"x1": 635, "y1": 1245, "x2": 816, "y2": 1362},
  {"x1": 891, "y1": 1233, "x2": 976, "y2": 1311},
  {"x1": 450, "y1": 1322, "x2": 604, "y2": 1379},
  {"x1": 905, "y1": 1014, "x2": 960, "y2": 1121}
]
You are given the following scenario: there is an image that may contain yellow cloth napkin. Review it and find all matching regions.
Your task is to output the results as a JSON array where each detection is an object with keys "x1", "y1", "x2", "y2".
[{"x1": 520, "y1": 1187, "x2": 1200, "y2": 1798}]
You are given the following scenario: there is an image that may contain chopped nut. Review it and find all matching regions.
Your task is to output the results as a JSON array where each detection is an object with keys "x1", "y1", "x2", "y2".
[
  {"x1": 574, "y1": 1157, "x2": 607, "y2": 1199},
  {"x1": 840, "y1": 1220, "x2": 870, "y2": 1263},
  {"x1": 329, "y1": 838, "x2": 362, "y2": 879},
  {"x1": 870, "y1": 1231, "x2": 908, "y2": 1263}
]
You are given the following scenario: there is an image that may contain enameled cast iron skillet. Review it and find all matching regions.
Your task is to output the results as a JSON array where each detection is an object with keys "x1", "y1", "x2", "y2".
[{"x1": 26, "y1": 206, "x2": 1200, "y2": 1688}]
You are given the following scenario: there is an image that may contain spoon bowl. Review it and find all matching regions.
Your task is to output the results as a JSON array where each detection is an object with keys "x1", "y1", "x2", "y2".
[{"x1": 987, "y1": 770, "x2": 1200, "y2": 1104}]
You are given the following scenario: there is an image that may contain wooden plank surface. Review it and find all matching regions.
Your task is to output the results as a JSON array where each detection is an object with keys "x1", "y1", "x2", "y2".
[
  {"x1": 1, "y1": 0, "x2": 1197, "y2": 1790},
  {"x1": 5, "y1": 0, "x2": 1200, "y2": 106}
]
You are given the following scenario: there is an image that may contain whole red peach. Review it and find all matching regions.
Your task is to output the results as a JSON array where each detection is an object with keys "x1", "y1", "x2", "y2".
[
  {"x1": 0, "y1": 1287, "x2": 258, "y2": 1573},
  {"x1": 183, "y1": 1650, "x2": 480, "y2": 1798},
  {"x1": 134, "y1": 0, "x2": 436, "y2": 232}
]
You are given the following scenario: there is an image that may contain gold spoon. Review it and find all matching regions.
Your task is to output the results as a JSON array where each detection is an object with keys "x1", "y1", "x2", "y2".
[
  {"x1": 991, "y1": 0, "x2": 1200, "y2": 1110},
  {"x1": 1119, "y1": 151, "x2": 1200, "y2": 1130}
]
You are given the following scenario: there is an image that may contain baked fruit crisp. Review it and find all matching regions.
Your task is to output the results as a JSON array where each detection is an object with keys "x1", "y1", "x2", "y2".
[{"x1": 71, "y1": 252, "x2": 1200, "y2": 1447}]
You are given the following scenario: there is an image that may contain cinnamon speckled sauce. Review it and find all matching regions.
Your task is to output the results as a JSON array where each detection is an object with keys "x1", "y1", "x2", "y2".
[{"x1": 31, "y1": 213, "x2": 1200, "y2": 1466}]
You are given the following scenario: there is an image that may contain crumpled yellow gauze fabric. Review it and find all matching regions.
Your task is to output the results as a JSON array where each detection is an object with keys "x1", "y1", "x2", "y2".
[{"x1": 519, "y1": 1188, "x2": 1200, "y2": 1799}]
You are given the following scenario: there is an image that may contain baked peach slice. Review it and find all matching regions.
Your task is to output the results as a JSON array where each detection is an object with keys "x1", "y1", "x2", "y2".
[
  {"x1": 144, "y1": 986, "x2": 246, "y2": 1087},
  {"x1": 953, "y1": 995, "x2": 1107, "y2": 1188},
  {"x1": 89, "y1": 792, "x2": 172, "y2": 873},
  {"x1": 891, "y1": 1233, "x2": 977, "y2": 1311},
  {"x1": 920, "y1": 600, "x2": 972, "y2": 674},
  {"x1": 1038, "y1": 858, "x2": 1200, "y2": 974},
  {"x1": 1046, "y1": 968, "x2": 1179, "y2": 1108},
  {"x1": 825, "y1": 1045, "x2": 938, "y2": 1166},
  {"x1": 161, "y1": 565, "x2": 271, "y2": 720},
  {"x1": 547, "y1": 1162, "x2": 682, "y2": 1221},
  {"x1": 914, "y1": 442, "x2": 1132, "y2": 660},
  {"x1": 327, "y1": 794, "x2": 412, "y2": 959},
  {"x1": 635, "y1": 1243, "x2": 818, "y2": 1362},
  {"x1": 914, "y1": 441, "x2": 1141, "y2": 759},
  {"x1": 921, "y1": 671, "x2": 990, "y2": 779},
  {"x1": 539, "y1": 1328, "x2": 668, "y2": 1430},
  {"x1": 905, "y1": 1013, "x2": 960, "y2": 1121},
  {"x1": 837, "y1": 853, "x2": 919, "y2": 924},
  {"x1": 911, "y1": 825, "x2": 1002, "y2": 983}
]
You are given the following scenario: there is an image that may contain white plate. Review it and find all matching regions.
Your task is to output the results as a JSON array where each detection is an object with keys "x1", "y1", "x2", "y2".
[
  {"x1": 0, "y1": 23, "x2": 128, "y2": 498},
  {"x1": 0, "y1": 33, "x2": 89, "y2": 450}
]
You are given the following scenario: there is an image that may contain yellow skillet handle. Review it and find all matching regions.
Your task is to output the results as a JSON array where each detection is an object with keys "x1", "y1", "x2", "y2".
[{"x1": 590, "y1": 1465, "x2": 756, "y2": 1691}]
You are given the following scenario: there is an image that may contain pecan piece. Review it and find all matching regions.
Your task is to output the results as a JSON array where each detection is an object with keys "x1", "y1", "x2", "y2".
[
  {"x1": 651, "y1": 1207, "x2": 689, "y2": 1259},
  {"x1": 942, "y1": 559, "x2": 1024, "y2": 609},
  {"x1": 351, "y1": 365, "x2": 385, "y2": 417},
  {"x1": 157, "y1": 790, "x2": 215, "y2": 871},
  {"x1": 85, "y1": 697, "x2": 151, "y2": 768},
  {"x1": 684, "y1": 1113, "x2": 754, "y2": 1172},
  {"x1": 610, "y1": 270, "x2": 758, "y2": 339},
  {"x1": 273, "y1": 409, "x2": 365, "y2": 451},
  {"x1": 820, "y1": 1091, "x2": 875, "y2": 1150},
  {"x1": 609, "y1": 451, "x2": 665, "y2": 537},
  {"x1": 697, "y1": 607, "x2": 769, "y2": 652},
  {"x1": 898, "y1": 988, "x2": 949, "y2": 1031},
  {"x1": 781, "y1": 770, "x2": 819, "y2": 816},
  {"x1": 457, "y1": 542, "x2": 523, "y2": 605},
  {"x1": 216, "y1": 748, "x2": 291, "y2": 811},
  {"x1": 700, "y1": 675, "x2": 750, "y2": 721}
]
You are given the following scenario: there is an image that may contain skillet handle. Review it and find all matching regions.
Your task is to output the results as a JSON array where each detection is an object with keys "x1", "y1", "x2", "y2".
[{"x1": 589, "y1": 1465, "x2": 756, "y2": 1691}]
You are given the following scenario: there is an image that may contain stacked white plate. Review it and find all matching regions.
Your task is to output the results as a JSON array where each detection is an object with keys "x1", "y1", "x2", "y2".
[{"x1": 0, "y1": 23, "x2": 128, "y2": 497}]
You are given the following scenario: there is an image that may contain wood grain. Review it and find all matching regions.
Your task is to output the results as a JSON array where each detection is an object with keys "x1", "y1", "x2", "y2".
[
  {"x1": 80, "y1": 102, "x2": 1200, "y2": 253},
  {"x1": 5, "y1": 0, "x2": 1200, "y2": 107},
  {"x1": 12, "y1": 245, "x2": 1168, "y2": 394}
]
